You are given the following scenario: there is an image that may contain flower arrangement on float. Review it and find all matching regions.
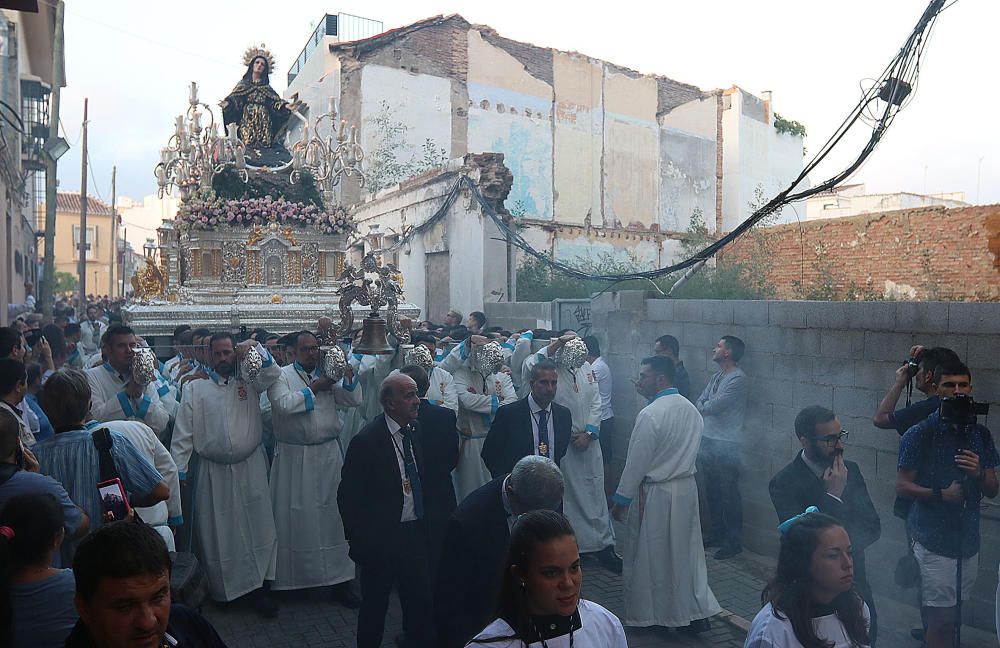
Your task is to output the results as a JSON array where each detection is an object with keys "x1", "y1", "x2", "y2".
[{"x1": 175, "y1": 188, "x2": 355, "y2": 236}]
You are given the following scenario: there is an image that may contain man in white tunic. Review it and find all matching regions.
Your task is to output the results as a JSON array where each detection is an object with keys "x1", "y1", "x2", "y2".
[
  {"x1": 85, "y1": 325, "x2": 170, "y2": 441},
  {"x1": 170, "y1": 333, "x2": 281, "y2": 616},
  {"x1": 79, "y1": 305, "x2": 104, "y2": 357},
  {"x1": 612, "y1": 355, "x2": 720, "y2": 632},
  {"x1": 267, "y1": 331, "x2": 362, "y2": 605},
  {"x1": 452, "y1": 341, "x2": 515, "y2": 501},
  {"x1": 524, "y1": 333, "x2": 620, "y2": 573}
]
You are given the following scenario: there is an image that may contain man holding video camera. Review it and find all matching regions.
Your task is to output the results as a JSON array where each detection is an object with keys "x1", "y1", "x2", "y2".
[{"x1": 896, "y1": 358, "x2": 998, "y2": 648}]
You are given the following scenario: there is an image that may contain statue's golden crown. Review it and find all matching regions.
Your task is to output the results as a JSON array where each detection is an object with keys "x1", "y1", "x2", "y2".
[{"x1": 242, "y1": 43, "x2": 276, "y2": 71}]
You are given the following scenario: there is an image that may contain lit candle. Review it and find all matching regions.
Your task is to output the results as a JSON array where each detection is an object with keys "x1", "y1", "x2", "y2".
[{"x1": 189, "y1": 81, "x2": 198, "y2": 105}]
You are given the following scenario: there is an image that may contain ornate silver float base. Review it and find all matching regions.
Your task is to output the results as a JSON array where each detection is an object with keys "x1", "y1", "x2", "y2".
[{"x1": 122, "y1": 301, "x2": 420, "y2": 338}]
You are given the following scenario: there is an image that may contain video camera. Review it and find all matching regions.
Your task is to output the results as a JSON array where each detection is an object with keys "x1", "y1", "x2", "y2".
[{"x1": 940, "y1": 394, "x2": 989, "y2": 426}]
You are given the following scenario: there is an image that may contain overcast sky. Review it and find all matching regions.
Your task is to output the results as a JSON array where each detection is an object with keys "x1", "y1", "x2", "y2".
[{"x1": 54, "y1": 0, "x2": 998, "y2": 207}]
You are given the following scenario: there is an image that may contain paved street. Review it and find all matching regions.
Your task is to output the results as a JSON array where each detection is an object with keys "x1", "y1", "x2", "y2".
[
  {"x1": 203, "y1": 549, "x2": 751, "y2": 648},
  {"x1": 202, "y1": 542, "x2": 997, "y2": 647}
]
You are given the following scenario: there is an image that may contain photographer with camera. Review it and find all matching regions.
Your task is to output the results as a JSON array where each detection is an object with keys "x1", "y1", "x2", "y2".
[
  {"x1": 896, "y1": 358, "x2": 998, "y2": 648},
  {"x1": 873, "y1": 346, "x2": 959, "y2": 435}
]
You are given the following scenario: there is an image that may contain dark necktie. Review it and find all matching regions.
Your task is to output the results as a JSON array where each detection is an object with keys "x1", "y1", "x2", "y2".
[
  {"x1": 400, "y1": 426, "x2": 424, "y2": 519},
  {"x1": 537, "y1": 409, "x2": 549, "y2": 456}
]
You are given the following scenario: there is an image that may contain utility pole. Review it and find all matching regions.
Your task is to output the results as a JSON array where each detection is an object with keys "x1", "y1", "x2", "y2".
[
  {"x1": 109, "y1": 165, "x2": 116, "y2": 297},
  {"x1": 121, "y1": 226, "x2": 127, "y2": 297},
  {"x1": 41, "y1": 0, "x2": 64, "y2": 318},
  {"x1": 77, "y1": 97, "x2": 88, "y2": 311}
]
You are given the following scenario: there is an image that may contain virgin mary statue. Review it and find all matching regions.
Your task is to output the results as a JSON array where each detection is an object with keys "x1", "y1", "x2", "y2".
[{"x1": 221, "y1": 45, "x2": 301, "y2": 168}]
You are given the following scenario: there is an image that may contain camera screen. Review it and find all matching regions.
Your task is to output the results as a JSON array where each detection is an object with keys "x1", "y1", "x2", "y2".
[{"x1": 98, "y1": 481, "x2": 130, "y2": 521}]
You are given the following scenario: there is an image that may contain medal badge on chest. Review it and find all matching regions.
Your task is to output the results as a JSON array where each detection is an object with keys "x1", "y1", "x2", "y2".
[
  {"x1": 538, "y1": 441, "x2": 549, "y2": 457},
  {"x1": 237, "y1": 380, "x2": 248, "y2": 401},
  {"x1": 495, "y1": 379, "x2": 504, "y2": 402}
]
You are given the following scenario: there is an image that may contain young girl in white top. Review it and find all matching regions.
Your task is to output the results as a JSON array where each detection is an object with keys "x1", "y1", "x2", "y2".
[
  {"x1": 467, "y1": 510, "x2": 627, "y2": 648},
  {"x1": 745, "y1": 510, "x2": 870, "y2": 648}
]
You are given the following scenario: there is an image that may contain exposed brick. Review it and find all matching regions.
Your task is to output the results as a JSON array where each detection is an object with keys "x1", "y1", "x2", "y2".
[{"x1": 728, "y1": 205, "x2": 1000, "y2": 302}]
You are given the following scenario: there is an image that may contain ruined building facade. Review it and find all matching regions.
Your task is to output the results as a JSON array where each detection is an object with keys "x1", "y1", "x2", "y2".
[{"x1": 285, "y1": 14, "x2": 805, "y2": 316}]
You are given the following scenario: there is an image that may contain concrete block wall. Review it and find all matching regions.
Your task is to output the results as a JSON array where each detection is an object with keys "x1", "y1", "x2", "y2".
[
  {"x1": 587, "y1": 293, "x2": 1000, "y2": 631},
  {"x1": 483, "y1": 301, "x2": 553, "y2": 332}
]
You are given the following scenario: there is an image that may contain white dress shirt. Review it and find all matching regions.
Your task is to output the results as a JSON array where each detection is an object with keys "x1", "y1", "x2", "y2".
[
  {"x1": 386, "y1": 415, "x2": 416, "y2": 522},
  {"x1": 527, "y1": 394, "x2": 554, "y2": 457}
]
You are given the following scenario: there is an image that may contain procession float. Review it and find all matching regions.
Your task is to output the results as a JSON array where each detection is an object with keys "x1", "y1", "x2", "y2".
[{"x1": 123, "y1": 45, "x2": 418, "y2": 345}]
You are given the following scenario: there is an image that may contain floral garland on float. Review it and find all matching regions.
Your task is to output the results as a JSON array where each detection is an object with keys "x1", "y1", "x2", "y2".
[{"x1": 174, "y1": 187, "x2": 355, "y2": 236}]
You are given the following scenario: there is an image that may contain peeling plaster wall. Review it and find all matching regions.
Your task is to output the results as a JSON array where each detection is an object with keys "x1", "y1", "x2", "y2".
[
  {"x1": 603, "y1": 70, "x2": 659, "y2": 229},
  {"x1": 467, "y1": 30, "x2": 554, "y2": 221},
  {"x1": 659, "y1": 96, "x2": 718, "y2": 233},
  {"x1": 350, "y1": 157, "x2": 512, "y2": 317},
  {"x1": 326, "y1": 17, "x2": 805, "y2": 289},
  {"x1": 553, "y1": 52, "x2": 603, "y2": 227},
  {"x1": 360, "y1": 64, "x2": 453, "y2": 172}
]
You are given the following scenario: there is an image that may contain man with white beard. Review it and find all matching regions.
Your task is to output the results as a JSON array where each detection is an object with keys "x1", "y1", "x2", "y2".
[
  {"x1": 170, "y1": 333, "x2": 281, "y2": 617},
  {"x1": 524, "y1": 332, "x2": 621, "y2": 573},
  {"x1": 612, "y1": 355, "x2": 719, "y2": 633},
  {"x1": 267, "y1": 331, "x2": 362, "y2": 607}
]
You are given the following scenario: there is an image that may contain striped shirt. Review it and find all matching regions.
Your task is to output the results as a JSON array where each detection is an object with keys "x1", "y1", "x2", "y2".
[{"x1": 33, "y1": 421, "x2": 164, "y2": 564}]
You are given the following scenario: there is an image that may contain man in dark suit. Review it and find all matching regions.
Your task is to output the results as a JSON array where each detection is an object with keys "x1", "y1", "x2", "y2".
[
  {"x1": 434, "y1": 455, "x2": 565, "y2": 648},
  {"x1": 769, "y1": 405, "x2": 882, "y2": 643},
  {"x1": 338, "y1": 372, "x2": 436, "y2": 648},
  {"x1": 399, "y1": 364, "x2": 459, "y2": 571},
  {"x1": 481, "y1": 359, "x2": 571, "y2": 477}
]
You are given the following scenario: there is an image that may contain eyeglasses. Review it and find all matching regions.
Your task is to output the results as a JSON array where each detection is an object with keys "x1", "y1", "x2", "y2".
[{"x1": 811, "y1": 430, "x2": 849, "y2": 446}]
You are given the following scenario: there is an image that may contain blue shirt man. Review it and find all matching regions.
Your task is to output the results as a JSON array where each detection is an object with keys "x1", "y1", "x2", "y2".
[{"x1": 898, "y1": 411, "x2": 998, "y2": 558}]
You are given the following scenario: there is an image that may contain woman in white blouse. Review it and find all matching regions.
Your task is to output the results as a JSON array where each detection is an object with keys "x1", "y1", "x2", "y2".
[
  {"x1": 467, "y1": 510, "x2": 627, "y2": 648},
  {"x1": 745, "y1": 510, "x2": 870, "y2": 648}
]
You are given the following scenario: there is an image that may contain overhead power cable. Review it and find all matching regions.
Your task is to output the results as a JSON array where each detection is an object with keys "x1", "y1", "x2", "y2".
[{"x1": 383, "y1": 0, "x2": 948, "y2": 285}]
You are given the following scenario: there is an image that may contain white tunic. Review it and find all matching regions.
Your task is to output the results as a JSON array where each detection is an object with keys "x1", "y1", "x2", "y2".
[
  {"x1": 425, "y1": 365, "x2": 459, "y2": 412},
  {"x1": 100, "y1": 419, "x2": 182, "y2": 551},
  {"x1": 745, "y1": 602, "x2": 871, "y2": 648},
  {"x1": 614, "y1": 389, "x2": 720, "y2": 627},
  {"x1": 452, "y1": 366, "x2": 515, "y2": 501},
  {"x1": 79, "y1": 320, "x2": 104, "y2": 356},
  {"x1": 266, "y1": 362, "x2": 362, "y2": 590},
  {"x1": 86, "y1": 363, "x2": 170, "y2": 441},
  {"x1": 468, "y1": 599, "x2": 627, "y2": 648},
  {"x1": 340, "y1": 352, "x2": 396, "y2": 454},
  {"x1": 524, "y1": 350, "x2": 611, "y2": 553},
  {"x1": 170, "y1": 345, "x2": 280, "y2": 602}
]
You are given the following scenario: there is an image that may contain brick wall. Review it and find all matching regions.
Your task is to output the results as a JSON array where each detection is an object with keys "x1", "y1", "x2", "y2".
[
  {"x1": 727, "y1": 204, "x2": 1000, "y2": 301},
  {"x1": 487, "y1": 295, "x2": 1000, "y2": 630}
]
